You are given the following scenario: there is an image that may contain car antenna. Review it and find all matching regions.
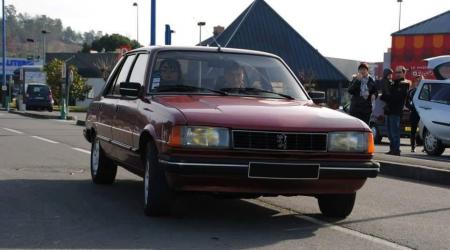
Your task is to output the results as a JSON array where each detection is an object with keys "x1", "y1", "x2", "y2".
[{"x1": 212, "y1": 36, "x2": 222, "y2": 52}]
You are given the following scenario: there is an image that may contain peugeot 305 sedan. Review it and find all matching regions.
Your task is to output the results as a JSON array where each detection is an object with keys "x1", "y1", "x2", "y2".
[{"x1": 84, "y1": 46, "x2": 379, "y2": 218}]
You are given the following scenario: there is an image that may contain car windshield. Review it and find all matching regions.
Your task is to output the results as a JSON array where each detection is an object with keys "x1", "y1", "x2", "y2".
[
  {"x1": 148, "y1": 51, "x2": 308, "y2": 100},
  {"x1": 27, "y1": 85, "x2": 49, "y2": 97}
]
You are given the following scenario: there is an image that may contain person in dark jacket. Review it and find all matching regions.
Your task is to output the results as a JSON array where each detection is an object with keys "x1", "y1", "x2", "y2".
[
  {"x1": 380, "y1": 65, "x2": 410, "y2": 155},
  {"x1": 348, "y1": 62, "x2": 378, "y2": 125},
  {"x1": 406, "y1": 75, "x2": 423, "y2": 152}
]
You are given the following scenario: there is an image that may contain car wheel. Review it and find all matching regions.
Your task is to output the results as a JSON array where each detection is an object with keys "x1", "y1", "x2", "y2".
[
  {"x1": 144, "y1": 141, "x2": 174, "y2": 216},
  {"x1": 90, "y1": 137, "x2": 117, "y2": 184},
  {"x1": 423, "y1": 129, "x2": 445, "y2": 156},
  {"x1": 370, "y1": 125, "x2": 382, "y2": 144},
  {"x1": 318, "y1": 193, "x2": 356, "y2": 218}
]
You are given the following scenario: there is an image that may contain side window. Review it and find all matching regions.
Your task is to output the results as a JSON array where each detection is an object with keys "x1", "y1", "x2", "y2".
[
  {"x1": 419, "y1": 83, "x2": 431, "y2": 101},
  {"x1": 129, "y1": 54, "x2": 149, "y2": 86},
  {"x1": 112, "y1": 54, "x2": 137, "y2": 95},
  {"x1": 105, "y1": 57, "x2": 125, "y2": 96}
]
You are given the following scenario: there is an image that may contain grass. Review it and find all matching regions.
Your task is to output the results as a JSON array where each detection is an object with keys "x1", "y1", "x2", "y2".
[{"x1": 52, "y1": 106, "x2": 88, "y2": 112}]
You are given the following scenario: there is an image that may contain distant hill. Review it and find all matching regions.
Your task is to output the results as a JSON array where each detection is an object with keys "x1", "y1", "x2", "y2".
[{"x1": 3, "y1": 4, "x2": 103, "y2": 58}]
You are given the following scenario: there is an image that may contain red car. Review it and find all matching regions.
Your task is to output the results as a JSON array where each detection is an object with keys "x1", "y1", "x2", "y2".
[{"x1": 84, "y1": 46, "x2": 378, "y2": 218}]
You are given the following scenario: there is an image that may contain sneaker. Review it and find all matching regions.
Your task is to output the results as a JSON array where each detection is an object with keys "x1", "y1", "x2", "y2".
[
  {"x1": 411, "y1": 148, "x2": 415, "y2": 153},
  {"x1": 392, "y1": 151, "x2": 401, "y2": 156}
]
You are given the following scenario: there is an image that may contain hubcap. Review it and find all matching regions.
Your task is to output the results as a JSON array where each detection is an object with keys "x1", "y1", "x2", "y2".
[
  {"x1": 144, "y1": 160, "x2": 150, "y2": 205},
  {"x1": 92, "y1": 140, "x2": 100, "y2": 175},
  {"x1": 424, "y1": 131, "x2": 437, "y2": 151}
]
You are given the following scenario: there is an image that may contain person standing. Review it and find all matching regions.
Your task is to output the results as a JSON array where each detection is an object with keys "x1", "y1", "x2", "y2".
[
  {"x1": 348, "y1": 62, "x2": 378, "y2": 125},
  {"x1": 380, "y1": 66, "x2": 410, "y2": 156},
  {"x1": 406, "y1": 75, "x2": 423, "y2": 152}
]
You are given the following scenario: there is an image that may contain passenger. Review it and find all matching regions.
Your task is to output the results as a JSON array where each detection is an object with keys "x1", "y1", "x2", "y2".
[
  {"x1": 217, "y1": 62, "x2": 246, "y2": 89},
  {"x1": 159, "y1": 59, "x2": 182, "y2": 86}
]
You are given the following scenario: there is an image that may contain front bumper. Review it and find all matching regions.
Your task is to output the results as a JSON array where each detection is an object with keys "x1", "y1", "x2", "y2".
[{"x1": 160, "y1": 157, "x2": 379, "y2": 179}]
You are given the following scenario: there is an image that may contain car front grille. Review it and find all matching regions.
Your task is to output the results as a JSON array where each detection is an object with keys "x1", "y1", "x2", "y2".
[{"x1": 232, "y1": 130, "x2": 327, "y2": 151}]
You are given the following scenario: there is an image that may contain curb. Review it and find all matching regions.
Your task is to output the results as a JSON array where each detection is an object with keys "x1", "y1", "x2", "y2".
[
  {"x1": 379, "y1": 160, "x2": 450, "y2": 187},
  {"x1": 8, "y1": 110, "x2": 76, "y2": 121}
]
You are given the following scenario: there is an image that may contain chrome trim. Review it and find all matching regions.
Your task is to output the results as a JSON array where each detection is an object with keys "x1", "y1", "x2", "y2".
[
  {"x1": 96, "y1": 135, "x2": 110, "y2": 142},
  {"x1": 94, "y1": 122, "x2": 112, "y2": 128},
  {"x1": 232, "y1": 130, "x2": 328, "y2": 152},
  {"x1": 248, "y1": 162, "x2": 320, "y2": 180},
  {"x1": 158, "y1": 159, "x2": 248, "y2": 168},
  {"x1": 320, "y1": 167, "x2": 380, "y2": 171}
]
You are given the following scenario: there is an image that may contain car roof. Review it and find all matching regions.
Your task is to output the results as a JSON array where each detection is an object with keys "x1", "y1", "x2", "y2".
[
  {"x1": 425, "y1": 55, "x2": 450, "y2": 70},
  {"x1": 127, "y1": 46, "x2": 281, "y2": 59}
]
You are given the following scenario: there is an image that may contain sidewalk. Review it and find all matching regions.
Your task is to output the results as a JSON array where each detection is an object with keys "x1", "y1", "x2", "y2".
[
  {"x1": 374, "y1": 140, "x2": 450, "y2": 186},
  {"x1": 8, "y1": 109, "x2": 86, "y2": 126}
]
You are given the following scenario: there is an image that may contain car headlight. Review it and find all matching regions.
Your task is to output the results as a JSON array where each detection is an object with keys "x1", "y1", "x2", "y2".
[
  {"x1": 328, "y1": 132, "x2": 374, "y2": 153},
  {"x1": 168, "y1": 126, "x2": 230, "y2": 148}
]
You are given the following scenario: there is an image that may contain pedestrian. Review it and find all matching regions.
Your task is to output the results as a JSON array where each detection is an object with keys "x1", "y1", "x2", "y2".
[
  {"x1": 380, "y1": 65, "x2": 410, "y2": 156},
  {"x1": 372, "y1": 68, "x2": 393, "y2": 122},
  {"x1": 348, "y1": 62, "x2": 378, "y2": 125},
  {"x1": 406, "y1": 74, "x2": 423, "y2": 152}
]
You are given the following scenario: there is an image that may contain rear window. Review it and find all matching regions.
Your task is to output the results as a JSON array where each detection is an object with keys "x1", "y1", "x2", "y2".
[{"x1": 27, "y1": 85, "x2": 50, "y2": 96}]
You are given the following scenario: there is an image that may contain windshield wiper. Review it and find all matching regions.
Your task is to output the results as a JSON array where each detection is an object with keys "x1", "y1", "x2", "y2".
[
  {"x1": 156, "y1": 85, "x2": 228, "y2": 95},
  {"x1": 220, "y1": 87, "x2": 295, "y2": 100}
]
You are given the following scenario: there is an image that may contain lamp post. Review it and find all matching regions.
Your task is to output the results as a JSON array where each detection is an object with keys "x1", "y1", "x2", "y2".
[
  {"x1": 397, "y1": 0, "x2": 403, "y2": 31},
  {"x1": 150, "y1": 0, "x2": 155, "y2": 45},
  {"x1": 133, "y1": 2, "x2": 139, "y2": 42},
  {"x1": 26, "y1": 38, "x2": 37, "y2": 62},
  {"x1": 197, "y1": 21, "x2": 206, "y2": 44},
  {"x1": 41, "y1": 30, "x2": 50, "y2": 66},
  {"x1": 2, "y1": 0, "x2": 7, "y2": 109}
]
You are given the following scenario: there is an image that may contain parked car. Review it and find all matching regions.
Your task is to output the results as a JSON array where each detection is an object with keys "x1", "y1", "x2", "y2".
[
  {"x1": 25, "y1": 83, "x2": 54, "y2": 112},
  {"x1": 414, "y1": 55, "x2": 450, "y2": 156},
  {"x1": 84, "y1": 46, "x2": 379, "y2": 218}
]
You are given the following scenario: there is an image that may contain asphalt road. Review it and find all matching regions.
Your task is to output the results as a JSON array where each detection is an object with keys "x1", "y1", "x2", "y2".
[{"x1": 1, "y1": 111, "x2": 449, "y2": 250}]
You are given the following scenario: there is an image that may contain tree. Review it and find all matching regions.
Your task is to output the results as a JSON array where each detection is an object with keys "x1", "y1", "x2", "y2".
[
  {"x1": 44, "y1": 59, "x2": 91, "y2": 104},
  {"x1": 90, "y1": 33, "x2": 141, "y2": 52},
  {"x1": 93, "y1": 54, "x2": 119, "y2": 81}
]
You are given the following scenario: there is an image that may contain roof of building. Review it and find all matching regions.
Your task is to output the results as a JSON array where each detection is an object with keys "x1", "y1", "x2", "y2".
[
  {"x1": 199, "y1": 0, "x2": 347, "y2": 83},
  {"x1": 392, "y1": 10, "x2": 450, "y2": 36},
  {"x1": 46, "y1": 52, "x2": 119, "y2": 78}
]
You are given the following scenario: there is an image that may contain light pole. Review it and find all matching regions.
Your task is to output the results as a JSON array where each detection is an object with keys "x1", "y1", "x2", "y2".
[
  {"x1": 26, "y1": 38, "x2": 37, "y2": 62},
  {"x1": 150, "y1": 0, "x2": 155, "y2": 45},
  {"x1": 2, "y1": 0, "x2": 7, "y2": 109},
  {"x1": 41, "y1": 30, "x2": 50, "y2": 66},
  {"x1": 197, "y1": 21, "x2": 206, "y2": 44},
  {"x1": 397, "y1": 0, "x2": 403, "y2": 31},
  {"x1": 133, "y1": 2, "x2": 139, "y2": 42}
]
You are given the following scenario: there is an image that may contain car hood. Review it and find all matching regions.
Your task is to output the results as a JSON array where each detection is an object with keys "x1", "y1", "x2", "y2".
[{"x1": 154, "y1": 95, "x2": 368, "y2": 132}]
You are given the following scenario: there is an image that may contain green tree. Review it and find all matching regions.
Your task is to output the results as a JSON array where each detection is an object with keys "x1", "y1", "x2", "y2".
[
  {"x1": 90, "y1": 33, "x2": 141, "y2": 52},
  {"x1": 44, "y1": 59, "x2": 91, "y2": 104}
]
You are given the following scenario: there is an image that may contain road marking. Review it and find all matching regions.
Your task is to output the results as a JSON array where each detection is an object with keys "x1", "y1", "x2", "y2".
[
  {"x1": 72, "y1": 147, "x2": 91, "y2": 155},
  {"x1": 3, "y1": 128, "x2": 24, "y2": 134},
  {"x1": 250, "y1": 199, "x2": 413, "y2": 250},
  {"x1": 31, "y1": 136, "x2": 59, "y2": 144}
]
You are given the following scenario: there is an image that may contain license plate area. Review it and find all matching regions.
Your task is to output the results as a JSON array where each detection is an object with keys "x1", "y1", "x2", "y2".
[{"x1": 248, "y1": 162, "x2": 320, "y2": 180}]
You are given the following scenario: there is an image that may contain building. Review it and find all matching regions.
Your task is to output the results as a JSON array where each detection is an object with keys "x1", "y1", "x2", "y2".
[
  {"x1": 390, "y1": 10, "x2": 450, "y2": 79},
  {"x1": 199, "y1": 0, "x2": 348, "y2": 105},
  {"x1": 46, "y1": 52, "x2": 119, "y2": 107}
]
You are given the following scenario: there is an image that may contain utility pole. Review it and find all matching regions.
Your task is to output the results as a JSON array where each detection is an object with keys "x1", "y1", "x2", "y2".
[
  {"x1": 1, "y1": 0, "x2": 8, "y2": 110},
  {"x1": 41, "y1": 30, "x2": 50, "y2": 66}
]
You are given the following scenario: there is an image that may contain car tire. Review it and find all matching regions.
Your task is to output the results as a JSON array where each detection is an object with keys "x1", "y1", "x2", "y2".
[
  {"x1": 144, "y1": 141, "x2": 174, "y2": 216},
  {"x1": 370, "y1": 125, "x2": 382, "y2": 144},
  {"x1": 423, "y1": 129, "x2": 445, "y2": 156},
  {"x1": 318, "y1": 193, "x2": 356, "y2": 218},
  {"x1": 90, "y1": 137, "x2": 117, "y2": 184}
]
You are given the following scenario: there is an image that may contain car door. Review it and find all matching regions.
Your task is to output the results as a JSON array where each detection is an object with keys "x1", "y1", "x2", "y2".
[
  {"x1": 113, "y1": 53, "x2": 150, "y2": 168},
  {"x1": 414, "y1": 81, "x2": 450, "y2": 141}
]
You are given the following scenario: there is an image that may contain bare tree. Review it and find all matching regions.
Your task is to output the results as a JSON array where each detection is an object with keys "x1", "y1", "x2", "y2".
[{"x1": 93, "y1": 54, "x2": 118, "y2": 81}]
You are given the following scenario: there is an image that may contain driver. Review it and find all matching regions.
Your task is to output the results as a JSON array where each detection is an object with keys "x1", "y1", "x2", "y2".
[{"x1": 216, "y1": 62, "x2": 245, "y2": 89}]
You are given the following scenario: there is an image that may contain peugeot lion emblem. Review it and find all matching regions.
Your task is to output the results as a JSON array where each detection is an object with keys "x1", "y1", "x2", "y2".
[{"x1": 276, "y1": 134, "x2": 288, "y2": 150}]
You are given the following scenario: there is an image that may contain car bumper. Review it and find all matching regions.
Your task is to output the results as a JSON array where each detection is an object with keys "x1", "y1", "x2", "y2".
[{"x1": 160, "y1": 157, "x2": 379, "y2": 195}]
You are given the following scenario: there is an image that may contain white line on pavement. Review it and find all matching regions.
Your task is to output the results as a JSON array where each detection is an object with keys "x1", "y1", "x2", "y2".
[
  {"x1": 72, "y1": 147, "x2": 91, "y2": 155},
  {"x1": 3, "y1": 128, "x2": 24, "y2": 134},
  {"x1": 30, "y1": 136, "x2": 59, "y2": 144},
  {"x1": 250, "y1": 199, "x2": 413, "y2": 250}
]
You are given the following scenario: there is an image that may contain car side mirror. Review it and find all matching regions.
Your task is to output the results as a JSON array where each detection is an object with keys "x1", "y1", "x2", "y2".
[
  {"x1": 308, "y1": 91, "x2": 326, "y2": 105},
  {"x1": 119, "y1": 82, "x2": 141, "y2": 98}
]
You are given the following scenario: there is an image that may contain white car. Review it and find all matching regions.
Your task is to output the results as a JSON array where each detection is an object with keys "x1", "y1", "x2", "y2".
[{"x1": 413, "y1": 55, "x2": 450, "y2": 156}]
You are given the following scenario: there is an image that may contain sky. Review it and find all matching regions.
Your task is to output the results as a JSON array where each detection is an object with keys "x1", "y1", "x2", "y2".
[{"x1": 7, "y1": 0, "x2": 450, "y2": 62}]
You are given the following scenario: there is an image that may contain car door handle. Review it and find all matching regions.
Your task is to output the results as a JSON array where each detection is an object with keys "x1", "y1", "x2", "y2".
[{"x1": 419, "y1": 106, "x2": 432, "y2": 110}]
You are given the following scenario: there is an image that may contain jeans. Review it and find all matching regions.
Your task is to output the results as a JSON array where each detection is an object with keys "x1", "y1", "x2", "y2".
[{"x1": 386, "y1": 115, "x2": 401, "y2": 153}]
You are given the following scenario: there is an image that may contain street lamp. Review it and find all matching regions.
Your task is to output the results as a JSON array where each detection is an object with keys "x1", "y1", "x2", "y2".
[
  {"x1": 2, "y1": 0, "x2": 7, "y2": 109},
  {"x1": 26, "y1": 38, "x2": 37, "y2": 62},
  {"x1": 397, "y1": 0, "x2": 403, "y2": 30},
  {"x1": 41, "y1": 30, "x2": 50, "y2": 66},
  {"x1": 197, "y1": 21, "x2": 206, "y2": 44},
  {"x1": 133, "y1": 2, "x2": 139, "y2": 42}
]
